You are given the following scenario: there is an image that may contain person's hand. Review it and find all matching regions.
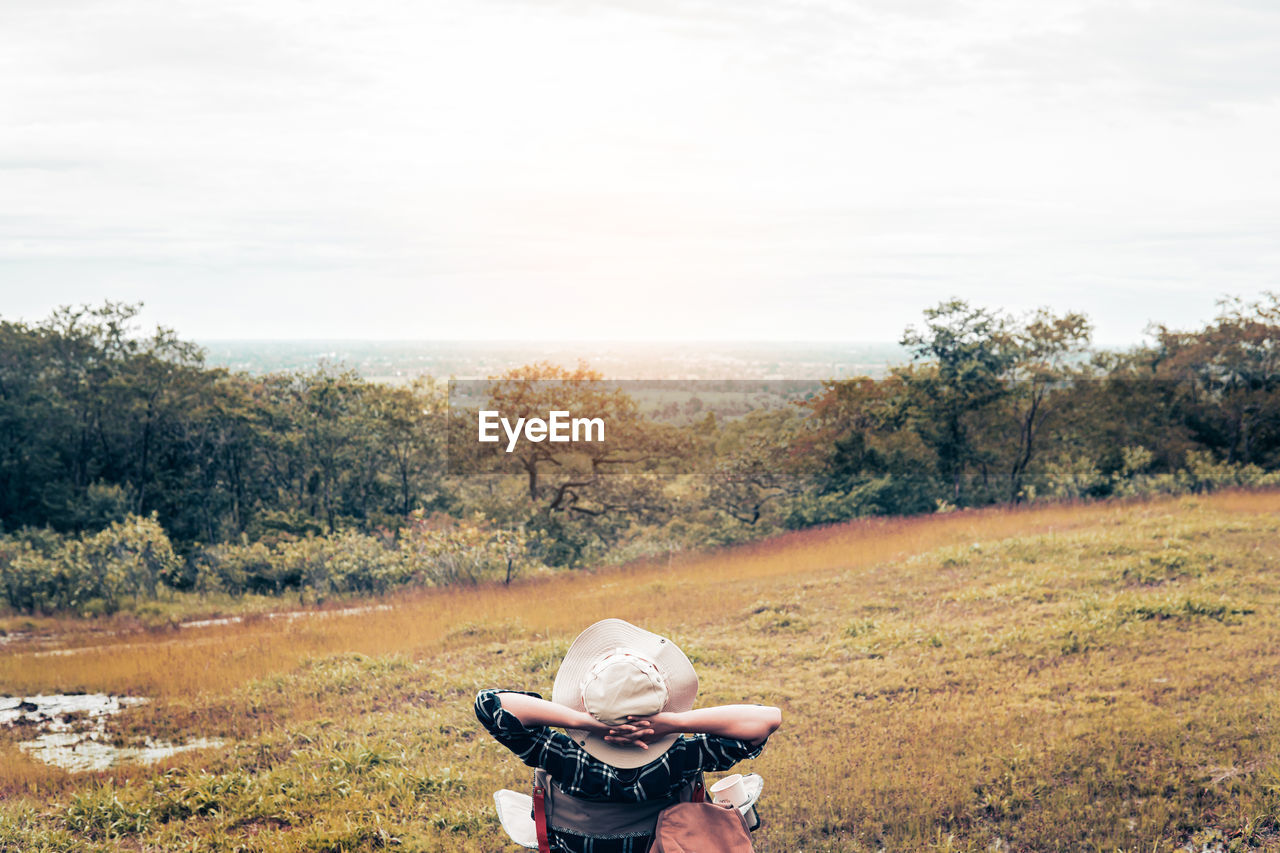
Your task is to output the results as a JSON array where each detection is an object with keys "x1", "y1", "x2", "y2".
[{"x1": 602, "y1": 712, "x2": 681, "y2": 750}]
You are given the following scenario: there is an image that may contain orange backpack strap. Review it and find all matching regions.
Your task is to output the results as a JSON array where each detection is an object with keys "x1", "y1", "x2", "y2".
[
  {"x1": 532, "y1": 782, "x2": 551, "y2": 853},
  {"x1": 691, "y1": 776, "x2": 706, "y2": 804}
]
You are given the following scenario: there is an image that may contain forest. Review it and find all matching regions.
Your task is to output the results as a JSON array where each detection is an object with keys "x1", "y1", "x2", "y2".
[{"x1": 1, "y1": 295, "x2": 1277, "y2": 614}]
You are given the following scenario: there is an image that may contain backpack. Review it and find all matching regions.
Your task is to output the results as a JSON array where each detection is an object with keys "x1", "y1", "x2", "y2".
[
  {"x1": 500, "y1": 770, "x2": 760, "y2": 852},
  {"x1": 647, "y1": 800, "x2": 755, "y2": 853}
]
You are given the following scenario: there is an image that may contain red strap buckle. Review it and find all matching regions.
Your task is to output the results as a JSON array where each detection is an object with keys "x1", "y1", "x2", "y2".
[{"x1": 532, "y1": 784, "x2": 550, "y2": 853}]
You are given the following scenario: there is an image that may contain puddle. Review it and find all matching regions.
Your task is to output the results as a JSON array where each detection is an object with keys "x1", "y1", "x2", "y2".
[
  {"x1": 180, "y1": 616, "x2": 240, "y2": 629},
  {"x1": 181, "y1": 603, "x2": 394, "y2": 630},
  {"x1": 13, "y1": 604, "x2": 396, "y2": 658},
  {"x1": 1, "y1": 694, "x2": 226, "y2": 772}
]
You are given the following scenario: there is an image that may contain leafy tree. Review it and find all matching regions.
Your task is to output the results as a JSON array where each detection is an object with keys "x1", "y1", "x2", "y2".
[
  {"x1": 800, "y1": 372, "x2": 941, "y2": 518},
  {"x1": 1000, "y1": 309, "x2": 1093, "y2": 502},
  {"x1": 704, "y1": 408, "x2": 807, "y2": 526},
  {"x1": 453, "y1": 363, "x2": 679, "y2": 565},
  {"x1": 374, "y1": 377, "x2": 447, "y2": 517},
  {"x1": 1148, "y1": 292, "x2": 1280, "y2": 467},
  {"x1": 899, "y1": 300, "x2": 1018, "y2": 504}
]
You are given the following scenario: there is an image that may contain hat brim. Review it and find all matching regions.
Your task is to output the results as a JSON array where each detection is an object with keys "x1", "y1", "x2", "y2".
[{"x1": 552, "y1": 619, "x2": 698, "y2": 769}]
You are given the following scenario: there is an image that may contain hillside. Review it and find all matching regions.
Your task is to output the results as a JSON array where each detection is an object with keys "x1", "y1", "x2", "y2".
[{"x1": 3, "y1": 492, "x2": 1280, "y2": 851}]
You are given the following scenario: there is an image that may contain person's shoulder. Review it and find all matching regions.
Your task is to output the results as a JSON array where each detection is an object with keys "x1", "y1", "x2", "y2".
[
  {"x1": 474, "y1": 689, "x2": 503, "y2": 724},
  {"x1": 476, "y1": 688, "x2": 543, "y2": 703}
]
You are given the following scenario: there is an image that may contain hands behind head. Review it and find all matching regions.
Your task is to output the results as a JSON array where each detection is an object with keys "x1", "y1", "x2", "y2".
[{"x1": 601, "y1": 714, "x2": 676, "y2": 750}]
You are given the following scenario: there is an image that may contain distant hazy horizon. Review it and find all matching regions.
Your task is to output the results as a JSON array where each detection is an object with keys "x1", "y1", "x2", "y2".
[
  {"x1": 191, "y1": 336, "x2": 1133, "y2": 382},
  {"x1": 197, "y1": 339, "x2": 916, "y2": 380}
]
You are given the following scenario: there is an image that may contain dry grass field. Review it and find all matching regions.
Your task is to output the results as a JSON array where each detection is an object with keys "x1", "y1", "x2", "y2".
[{"x1": 2, "y1": 491, "x2": 1279, "y2": 851}]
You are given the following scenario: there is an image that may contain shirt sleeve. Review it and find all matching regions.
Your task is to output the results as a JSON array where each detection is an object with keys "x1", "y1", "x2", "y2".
[
  {"x1": 474, "y1": 689, "x2": 555, "y2": 768},
  {"x1": 686, "y1": 733, "x2": 769, "y2": 772}
]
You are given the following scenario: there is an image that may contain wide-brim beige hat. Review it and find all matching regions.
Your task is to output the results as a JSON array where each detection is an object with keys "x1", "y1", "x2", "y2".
[{"x1": 552, "y1": 618, "x2": 698, "y2": 769}]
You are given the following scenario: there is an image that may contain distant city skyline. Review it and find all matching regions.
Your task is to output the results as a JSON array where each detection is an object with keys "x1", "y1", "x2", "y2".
[{"x1": 4, "y1": 0, "x2": 1279, "y2": 346}]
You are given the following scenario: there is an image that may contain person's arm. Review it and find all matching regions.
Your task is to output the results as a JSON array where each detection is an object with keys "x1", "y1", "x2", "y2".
[
  {"x1": 605, "y1": 704, "x2": 782, "y2": 750},
  {"x1": 493, "y1": 690, "x2": 613, "y2": 736}
]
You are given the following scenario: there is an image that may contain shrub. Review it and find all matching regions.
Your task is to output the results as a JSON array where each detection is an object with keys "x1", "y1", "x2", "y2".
[
  {"x1": 0, "y1": 541, "x2": 61, "y2": 612},
  {"x1": 399, "y1": 515, "x2": 532, "y2": 585},
  {"x1": 0, "y1": 514, "x2": 179, "y2": 613},
  {"x1": 276, "y1": 531, "x2": 409, "y2": 596},
  {"x1": 193, "y1": 540, "x2": 281, "y2": 595}
]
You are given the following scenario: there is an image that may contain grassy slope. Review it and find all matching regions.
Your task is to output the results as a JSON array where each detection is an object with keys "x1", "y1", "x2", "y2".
[{"x1": 2, "y1": 492, "x2": 1279, "y2": 852}]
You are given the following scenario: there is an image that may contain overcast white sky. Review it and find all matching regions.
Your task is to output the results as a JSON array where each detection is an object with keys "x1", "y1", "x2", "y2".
[{"x1": 2, "y1": 0, "x2": 1278, "y2": 345}]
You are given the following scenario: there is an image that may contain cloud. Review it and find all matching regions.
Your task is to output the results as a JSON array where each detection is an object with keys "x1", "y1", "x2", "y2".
[
  {"x1": 1, "y1": 0, "x2": 1278, "y2": 343},
  {"x1": 971, "y1": 0, "x2": 1280, "y2": 112}
]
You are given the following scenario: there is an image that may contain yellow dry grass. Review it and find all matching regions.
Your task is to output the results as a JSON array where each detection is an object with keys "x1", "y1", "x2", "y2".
[
  {"x1": 1, "y1": 496, "x2": 1199, "y2": 699},
  {"x1": 2, "y1": 490, "x2": 1279, "y2": 851}
]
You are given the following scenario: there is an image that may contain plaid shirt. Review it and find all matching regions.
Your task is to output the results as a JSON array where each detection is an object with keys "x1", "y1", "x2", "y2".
[{"x1": 476, "y1": 689, "x2": 766, "y2": 853}]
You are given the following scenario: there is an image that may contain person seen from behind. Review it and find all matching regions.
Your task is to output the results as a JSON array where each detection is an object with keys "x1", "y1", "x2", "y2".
[{"x1": 475, "y1": 618, "x2": 782, "y2": 852}]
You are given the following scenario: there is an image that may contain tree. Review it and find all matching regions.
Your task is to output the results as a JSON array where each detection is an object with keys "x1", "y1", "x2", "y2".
[
  {"x1": 704, "y1": 408, "x2": 807, "y2": 526},
  {"x1": 372, "y1": 377, "x2": 447, "y2": 517},
  {"x1": 1002, "y1": 309, "x2": 1093, "y2": 502},
  {"x1": 799, "y1": 374, "x2": 937, "y2": 518},
  {"x1": 899, "y1": 300, "x2": 1017, "y2": 504},
  {"x1": 452, "y1": 362, "x2": 678, "y2": 565},
  {"x1": 1148, "y1": 292, "x2": 1280, "y2": 467}
]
